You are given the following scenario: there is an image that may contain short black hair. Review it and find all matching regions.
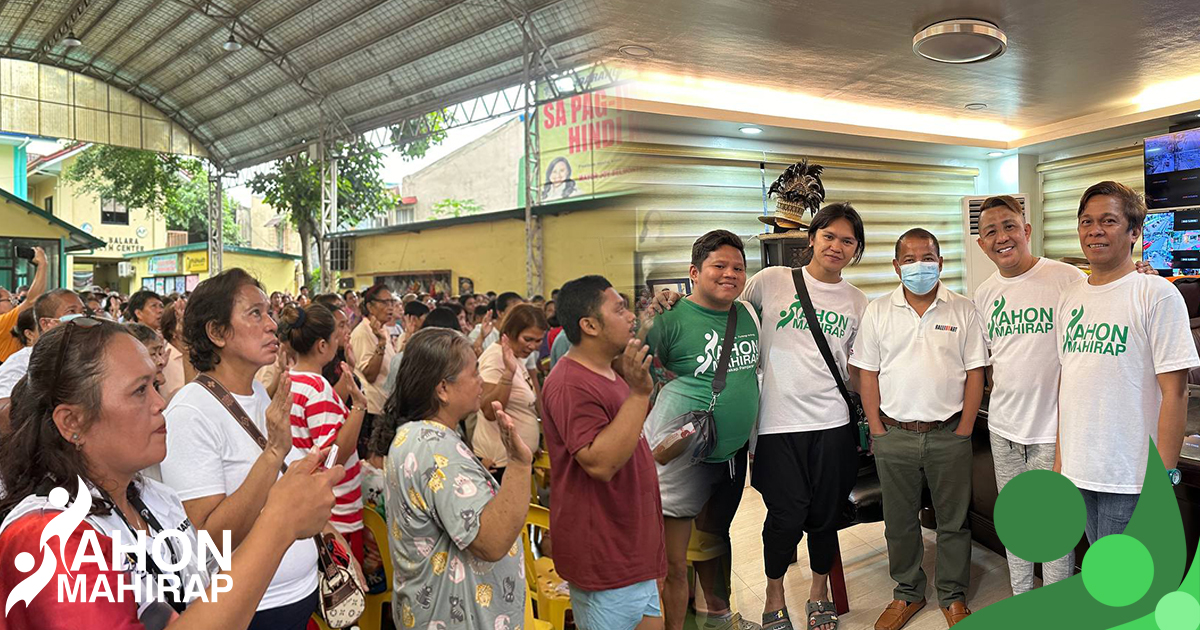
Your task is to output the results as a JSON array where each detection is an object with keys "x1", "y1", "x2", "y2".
[
  {"x1": 894, "y1": 228, "x2": 941, "y2": 260},
  {"x1": 127, "y1": 290, "x2": 162, "y2": 322},
  {"x1": 808, "y1": 202, "x2": 867, "y2": 264},
  {"x1": 421, "y1": 307, "x2": 462, "y2": 333},
  {"x1": 473, "y1": 304, "x2": 490, "y2": 318},
  {"x1": 691, "y1": 229, "x2": 746, "y2": 269},
  {"x1": 496, "y1": 291, "x2": 524, "y2": 314},
  {"x1": 184, "y1": 269, "x2": 264, "y2": 372},
  {"x1": 404, "y1": 301, "x2": 431, "y2": 318},
  {"x1": 342, "y1": 289, "x2": 356, "y2": 300},
  {"x1": 557, "y1": 275, "x2": 612, "y2": 345}
]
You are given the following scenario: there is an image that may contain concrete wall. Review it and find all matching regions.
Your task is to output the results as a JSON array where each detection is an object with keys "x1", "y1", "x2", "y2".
[
  {"x1": 31, "y1": 156, "x2": 170, "y2": 259},
  {"x1": 129, "y1": 249, "x2": 299, "y2": 295},
  {"x1": 403, "y1": 118, "x2": 523, "y2": 222},
  {"x1": 248, "y1": 196, "x2": 302, "y2": 254},
  {"x1": 344, "y1": 205, "x2": 637, "y2": 296}
]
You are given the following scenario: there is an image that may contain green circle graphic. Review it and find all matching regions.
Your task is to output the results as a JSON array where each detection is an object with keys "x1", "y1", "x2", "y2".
[
  {"x1": 1082, "y1": 534, "x2": 1154, "y2": 607},
  {"x1": 994, "y1": 470, "x2": 1085, "y2": 562},
  {"x1": 1155, "y1": 592, "x2": 1200, "y2": 630}
]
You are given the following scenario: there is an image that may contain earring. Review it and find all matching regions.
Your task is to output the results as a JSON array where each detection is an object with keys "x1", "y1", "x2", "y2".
[{"x1": 71, "y1": 433, "x2": 79, "y2": 441}]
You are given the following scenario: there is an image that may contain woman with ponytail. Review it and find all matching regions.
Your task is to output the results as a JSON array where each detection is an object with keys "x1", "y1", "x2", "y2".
[{"x1": 277, "y1": 303, "x2": 369, "y2": 562}]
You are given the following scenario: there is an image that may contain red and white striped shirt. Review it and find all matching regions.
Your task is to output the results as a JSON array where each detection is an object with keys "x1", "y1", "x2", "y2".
[{"x1": 288, "y1": 370, "x2": 363, "y2": 533}]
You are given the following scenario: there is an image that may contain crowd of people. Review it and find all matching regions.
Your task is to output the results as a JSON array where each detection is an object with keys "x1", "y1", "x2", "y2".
[{"x1": 0, "y1": 177, "x2": 1192, "y2": 630}]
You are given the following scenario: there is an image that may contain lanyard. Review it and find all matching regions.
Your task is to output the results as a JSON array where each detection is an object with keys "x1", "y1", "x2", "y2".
[{"x1": 101, "y1": 488, "x2": 186, "y2": 612}]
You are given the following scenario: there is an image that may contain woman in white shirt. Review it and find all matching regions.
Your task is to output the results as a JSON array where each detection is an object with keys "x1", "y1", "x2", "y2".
[{"x1": 159, "y1": 269, "x2": 328, "y2": 630}]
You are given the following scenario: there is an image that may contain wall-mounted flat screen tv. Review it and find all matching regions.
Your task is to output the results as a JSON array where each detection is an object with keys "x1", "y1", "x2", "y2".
[
  {"x1": 1145, "y1": 129, "x2": 1200, "y2": 210},
  {"x1": 1142, "y1": 209, "x2": 1200, "y2": 275}
]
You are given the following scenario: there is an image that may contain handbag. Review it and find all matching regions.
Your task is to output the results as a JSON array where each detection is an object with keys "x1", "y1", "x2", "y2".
[
  {"x1": 194, "y1": 374, "x2": 367, "y2": 628},
  {"x1": 790, "y1": 268, "x2": 870, "y2": 452},
  {"x1": 650, "y1": 305, "x2": 739, "y2": 466}
]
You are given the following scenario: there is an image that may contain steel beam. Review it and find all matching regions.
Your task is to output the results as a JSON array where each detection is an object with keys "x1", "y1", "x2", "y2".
[{"x1": 207, "y1": 169, "x2": 223, "y2": 275}]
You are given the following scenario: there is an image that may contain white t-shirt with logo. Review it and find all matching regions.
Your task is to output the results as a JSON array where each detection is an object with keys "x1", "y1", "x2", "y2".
[
  {"x1": 1056, "y1": 271, "x2": 1199, "y2": 493},
  {"x1": 742, "y1": 266, "x2": 869, "y2": 434},
  {"x1": 160, "y1": 380, "x2": 319, "y2": 611},
  {"x1": 850, "y1": 284, "x2": 989, "y2": 422},
  {"x1": 974, "y1": 258, "x2": 1086, "y2": 444}
]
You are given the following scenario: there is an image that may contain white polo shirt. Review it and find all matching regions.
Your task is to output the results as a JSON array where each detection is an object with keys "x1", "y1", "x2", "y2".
[{"x1": 850, "y1": 283, "x2": 989, "y2": 422}]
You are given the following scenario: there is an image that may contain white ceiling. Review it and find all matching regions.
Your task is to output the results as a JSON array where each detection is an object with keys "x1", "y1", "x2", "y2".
[{"x1": 606, "y1": 0, "x2": 1200, "y2": 142}]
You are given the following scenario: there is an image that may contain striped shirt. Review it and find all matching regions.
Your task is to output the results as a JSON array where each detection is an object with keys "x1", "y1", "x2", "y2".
[{"x1": 288, "y1": 370, "x2": 363, "y2": 533}]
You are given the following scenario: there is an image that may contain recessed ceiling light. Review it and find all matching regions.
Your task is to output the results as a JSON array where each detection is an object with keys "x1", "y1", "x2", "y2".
[
  {"x1": 914, "y1": 19, "x2": 1007, "y2": 64},
  {"x1": 739, "y1": 126, "x2": 763, "y2": 135},
  {"x1": 618, "y1": 45, "x2": 653, "y2": 58},
  {"x1": 964, "y1": 102, "x2": 988, "y2": 110},
  {"x1": 987, "y1": 151, "x2": 1005, "y2": 157}
]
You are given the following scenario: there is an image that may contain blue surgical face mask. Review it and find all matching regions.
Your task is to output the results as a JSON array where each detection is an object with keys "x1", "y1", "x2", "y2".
[{"x1": 899, "y1": 261, "x2": 940, "y2": 295}]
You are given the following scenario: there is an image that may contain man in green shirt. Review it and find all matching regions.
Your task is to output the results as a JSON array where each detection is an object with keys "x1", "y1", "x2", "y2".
[{"x1": 644, "y1": 230, "x2": 761, "y2": 630}]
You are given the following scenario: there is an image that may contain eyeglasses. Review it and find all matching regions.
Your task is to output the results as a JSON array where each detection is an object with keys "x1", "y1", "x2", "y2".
[{"x1": 52, "y1": 317, "x2": 103, "y2": 402}]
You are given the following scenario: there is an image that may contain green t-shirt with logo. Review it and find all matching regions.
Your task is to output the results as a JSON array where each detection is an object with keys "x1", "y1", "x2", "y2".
[{"x1": 644, "y1": 298, "x2": 760, "y2": 462}]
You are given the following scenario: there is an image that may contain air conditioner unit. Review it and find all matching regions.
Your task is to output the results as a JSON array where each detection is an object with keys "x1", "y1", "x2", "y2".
[
  {"x1": 118, "y1": 262, "x2": 135, "y2": 278},
  {"x1": 961, "y1": 194, "x2": 1028, "y2": 297}
]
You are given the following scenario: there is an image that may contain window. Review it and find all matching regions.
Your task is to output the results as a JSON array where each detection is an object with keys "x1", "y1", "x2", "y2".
[
  {"x1": 43, "y1": 196, "x2": 53, "y2": 214},
  {"x1": 101, "y1": 198, "x2": 128, "y2": 225},
  {"x1": 394, "y1": 206, "x2": 414, "y2": 225},
  {"x1": 330, "y1": 238, "x2": 353, "y2": 272}
]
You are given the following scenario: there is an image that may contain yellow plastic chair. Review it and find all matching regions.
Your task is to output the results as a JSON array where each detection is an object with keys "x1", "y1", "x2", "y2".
[
  {"x1": 525, "y1": 581, "x2": 554, "y2": 630},
  {"x1": 359, "y1": 508, "x2": 392, "y2": 630},
  {"x1": 521, "y1": 503, "x2": 572, "y2": 630},
  {"x1": 686, "y1": 525, "x2": 731, "y2": 613}
]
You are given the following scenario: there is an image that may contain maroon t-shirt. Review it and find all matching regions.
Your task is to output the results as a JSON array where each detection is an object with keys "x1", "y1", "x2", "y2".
[{"x1": 542, "y1": 356, "x2": 666, "y2": 591}]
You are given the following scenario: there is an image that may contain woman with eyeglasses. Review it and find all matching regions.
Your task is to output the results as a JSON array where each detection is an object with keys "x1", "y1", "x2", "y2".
[
  {"x1": 158, "y1": 269, "x2": 325, "y2": 630},
  {"x1": 349, "y1": 284, "x2": 398, "y2": 459},
  {"x1": 383, "y1": 327, "x2": 532, "y2": 630},
  {"x1": 0, "y1": 316, "x2": 343, "y2": 630}
]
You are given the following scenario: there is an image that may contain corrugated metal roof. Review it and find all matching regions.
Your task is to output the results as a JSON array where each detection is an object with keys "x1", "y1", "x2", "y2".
[{"x1": 0, "y1": 0, "x2": 603, "y2": 171}]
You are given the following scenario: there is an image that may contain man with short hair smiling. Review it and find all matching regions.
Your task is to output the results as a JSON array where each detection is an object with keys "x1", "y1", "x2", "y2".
[
  {"x1": 644, "y1": 230, "x2": 761, "y2": 630},
  {"x1": 1055, "y1": 181, "x2": 1198, "y2": 543},
  {"x1": 972, "y1": 195, "x2": 1085, "y2": 594},
  {"x1": 851, "y1": 228, "x2": 987, "y2": 630},
  {"x1": 542, "y1": 275, "x2": 664, "y2": 630}
]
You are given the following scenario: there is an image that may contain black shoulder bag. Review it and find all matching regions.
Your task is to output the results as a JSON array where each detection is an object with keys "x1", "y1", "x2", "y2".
[
  {"x1": 791, "y1": 268, "x2": 869, "y2": 451},
  {"x1": 651, "y1": 305, "x2": 739, "y2": 465}
]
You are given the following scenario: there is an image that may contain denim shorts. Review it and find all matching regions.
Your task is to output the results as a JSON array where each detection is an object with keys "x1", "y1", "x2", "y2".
[{"x1": 570, "y1": 579, "x2": 662, "y2": 630}]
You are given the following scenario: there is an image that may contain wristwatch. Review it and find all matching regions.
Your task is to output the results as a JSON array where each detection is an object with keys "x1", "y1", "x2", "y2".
[{"x1": 1168, "y1": 468, "x2": 1182, "y2": 487}]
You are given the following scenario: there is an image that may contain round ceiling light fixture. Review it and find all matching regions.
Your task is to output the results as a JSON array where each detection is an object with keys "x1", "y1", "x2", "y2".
[
  {"x1": 618, "y1": 44, "x2": 654, "y2": 58},
  {"x1": 913, "y1": 19, "x2": 1007, "y2": 64},
  {"x1": 739, "y1": 126, "x2": 763, "y2": 135},
  {"x1": 62, "y1": 31, "x2": 81, "y2": 48},
  {"x1": 222, "y1": 33, "x2": 242, "y2": 52},
  {"x1": 964, "y1": 102, "x2": 988, "y2": 111}
]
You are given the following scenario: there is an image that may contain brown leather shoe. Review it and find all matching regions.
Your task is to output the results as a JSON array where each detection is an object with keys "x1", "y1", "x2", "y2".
[
  {"x1": 941, "y1": 601, "x2": 972, "y2": 627},
  {"x1": 874, "y1": 599, "x2": 926, "y2": 630}
]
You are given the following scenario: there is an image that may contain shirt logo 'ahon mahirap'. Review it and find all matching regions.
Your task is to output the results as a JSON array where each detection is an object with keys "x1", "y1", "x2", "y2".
[
  {"x1": 988, "y1": 296, "x2": 1054, "y2": 338},
  {"x1": 1062, "y1": 305, "x2": 1128, "y2": 357}
]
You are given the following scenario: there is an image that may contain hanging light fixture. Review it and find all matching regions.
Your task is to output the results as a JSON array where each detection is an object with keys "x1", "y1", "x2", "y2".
[
  {"x1": 222, "y1": 31, "x2": 242, "y2": 52},
  {"x1": 62, "y1": 31, "x2": 81, "y2": 48}
]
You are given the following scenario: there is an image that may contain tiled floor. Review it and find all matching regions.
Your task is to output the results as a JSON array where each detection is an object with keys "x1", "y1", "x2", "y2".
[{"x1": 692, "y1": 486, "x2": 1017, "y2": 630}]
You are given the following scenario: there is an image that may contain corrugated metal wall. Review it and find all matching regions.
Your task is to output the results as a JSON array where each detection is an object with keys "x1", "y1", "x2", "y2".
[
  {"x1": 1039, "y1": 146, "x2": 1144, "y2": 261},
  {"x1": 628, "y1": 144, "x2": 979, "y2": 299}
]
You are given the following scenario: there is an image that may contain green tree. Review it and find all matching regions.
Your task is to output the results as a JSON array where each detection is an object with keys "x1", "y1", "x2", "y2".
[
  {"x1": 60, "y1": 145, "x2": 240, "y2": 244},
  {"x1": 248, "y1": 137, "x2": 397, "y2": 289},
  {"x1": 390, "y1": 109, "x2": 453, "y2": 161},
  {"x1": 430, "y1": 198, "x2": 483, "y2": 219}
]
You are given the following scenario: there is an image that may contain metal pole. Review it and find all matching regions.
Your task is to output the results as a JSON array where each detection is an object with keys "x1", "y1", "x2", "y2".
[
  {"x1": 521, "y1": 21, "x2": 543, "y2": 297},
  {"x1": 207, "y1": 169, "x2": 223, "y2": 276}
]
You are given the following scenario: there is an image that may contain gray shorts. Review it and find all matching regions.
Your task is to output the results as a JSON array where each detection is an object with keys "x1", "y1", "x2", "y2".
[{"x1": 657, "y1": 454, "x2": 724, "y2": 518}]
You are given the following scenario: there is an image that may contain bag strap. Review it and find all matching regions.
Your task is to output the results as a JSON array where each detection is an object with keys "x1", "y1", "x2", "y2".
[
  {"x1": 707, "y1": 305, "x2": 739, "y2": 409},
  {"x1": 790, "y1": 268, "x2": 854, "y2": 405},
  {"x1": 193, "y1": 373, "x2": 334, "y2": 570}
]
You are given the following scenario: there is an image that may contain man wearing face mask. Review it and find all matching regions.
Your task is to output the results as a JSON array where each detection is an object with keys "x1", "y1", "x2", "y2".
[{"x1": 850, "y1": 228, "x2": 987, "y2": 630}]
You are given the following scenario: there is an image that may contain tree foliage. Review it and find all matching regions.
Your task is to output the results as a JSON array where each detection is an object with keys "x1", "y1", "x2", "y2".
[
  {"x1": 389, "y1": 109, "x2": 453, "y2": 161},
  {"x1": 248, "y1": 136, "x2": 397, "y2": 289},
  {"x1": 430, "y1": 198, "x2": 483, "y2": 219},
  {"x1": 60, "y1": 144, "x2": 240, "y2": 244}
]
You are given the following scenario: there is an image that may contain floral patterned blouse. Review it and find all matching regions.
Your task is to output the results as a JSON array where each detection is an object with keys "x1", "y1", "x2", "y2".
[{"x1": 385, "y1": 420, "x2": 525, "y2": 629}]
